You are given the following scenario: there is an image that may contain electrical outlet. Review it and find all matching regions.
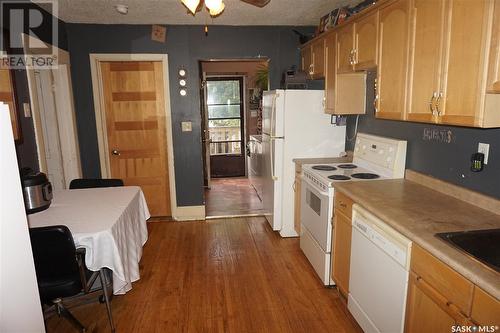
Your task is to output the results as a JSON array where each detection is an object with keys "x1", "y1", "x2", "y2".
[
  {"x1": 478, "y1": 143, "x2": 490, "y2": 164},
  {"x1": 181, "y1": 121, "x2": 192, "y2": 132}
]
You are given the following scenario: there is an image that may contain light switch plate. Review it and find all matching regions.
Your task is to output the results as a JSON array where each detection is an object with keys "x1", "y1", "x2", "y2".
[
  {"x1": 23, "y1": 103, "x2": 31, "y2": 117},
  {"x1": 478, "y1": 142, "x2": 490, "y2": 164},
  {"x1": 181, "y1": 121, "x2": 192, "y2": 132}
]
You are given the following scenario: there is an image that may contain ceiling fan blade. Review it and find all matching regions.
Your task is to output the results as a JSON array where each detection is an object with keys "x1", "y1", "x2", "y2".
[{"x1": 240, "y1": 0, "x2": 271, "y2": 8}]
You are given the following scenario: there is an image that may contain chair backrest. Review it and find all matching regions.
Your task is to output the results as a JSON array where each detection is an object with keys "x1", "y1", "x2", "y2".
[
  {"x1": 29, "y1": 225, "x2": 80, "y2": 282},
  {"x1": 69, "y1": 178, "x2": 124, "y2": 189}
]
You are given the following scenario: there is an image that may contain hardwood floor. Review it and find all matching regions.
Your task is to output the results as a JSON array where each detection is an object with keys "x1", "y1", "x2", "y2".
[
  {"x1": 46, "y1": 217, "x2": 362, "y2": 333},
  {"x1": 205, "y1": 178, "x2": 264, "y2": 217}
]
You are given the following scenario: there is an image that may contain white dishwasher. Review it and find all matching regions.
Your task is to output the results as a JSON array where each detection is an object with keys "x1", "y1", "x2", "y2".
[{"x1": 348, "y1": 204, "x2": 412, "y2": 333}]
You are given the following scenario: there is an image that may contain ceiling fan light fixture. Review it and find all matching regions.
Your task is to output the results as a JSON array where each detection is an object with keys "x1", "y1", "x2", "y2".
[
  {"x1": 181, "y1": 0, "x2": 200, "y2": 14},
  {"x1": 204, "y1": 0, "x2": 222, "y2": 11},
  {"x1": 208, "y1": 2, "x2": 225, "y2": 16}
]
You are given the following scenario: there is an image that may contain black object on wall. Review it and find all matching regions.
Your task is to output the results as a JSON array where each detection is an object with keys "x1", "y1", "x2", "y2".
[
  {"x1": 345, "y1": 71, "x2": 500, "y2": 199},
  {"x1": 66, "y1": 24, "x2": 314, "y2": 207}
]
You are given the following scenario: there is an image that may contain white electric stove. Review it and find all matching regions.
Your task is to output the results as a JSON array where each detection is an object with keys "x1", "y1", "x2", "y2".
[{"x1": 299, "y1": 133, "x2": 407, "y2": 285}]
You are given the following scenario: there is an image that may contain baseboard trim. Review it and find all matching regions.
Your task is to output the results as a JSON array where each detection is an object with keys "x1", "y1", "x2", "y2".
[{"x1": 173, "y1": 205, "x2": 206, "y2": 221}]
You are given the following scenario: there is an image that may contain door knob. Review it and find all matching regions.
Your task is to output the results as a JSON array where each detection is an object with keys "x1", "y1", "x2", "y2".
[{"x1": 112, "y1": 149, "x2": 121, "y2": 156}]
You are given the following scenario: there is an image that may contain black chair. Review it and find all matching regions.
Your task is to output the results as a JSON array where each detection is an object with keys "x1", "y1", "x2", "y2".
[
  {"x1": 29, "y1": 225, "x2": 115, "y2": 332},
  {"x1": 69, "y1": 178, "x2": 124, "y2": 190}
]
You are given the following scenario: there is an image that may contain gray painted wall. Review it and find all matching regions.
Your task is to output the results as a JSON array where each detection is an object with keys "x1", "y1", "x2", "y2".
[
  {"x1": 346, "y1": 72, "x2": 500, "y2": 199},
  {"x1": 65, "y1": 24, "x2": 314, "y2": 207}
]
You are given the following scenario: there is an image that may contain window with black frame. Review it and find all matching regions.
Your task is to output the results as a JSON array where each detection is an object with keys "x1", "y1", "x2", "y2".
[{"x1": 206, "y1": 78, "x2": 244, "y2": 156}]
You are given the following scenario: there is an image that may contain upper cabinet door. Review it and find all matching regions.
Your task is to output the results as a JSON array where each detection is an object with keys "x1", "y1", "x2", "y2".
[
  {"x1": 354, "y1": 11, "x2": 378, "y2": 70},
  {"x1": 439, "y1": 0, "x2": 491, "y2": 126},
  {"x1": 324, "y1": 33, "x2": 336, "y2": 114},
  {"x1": 337, "y1": 24, "x2": 355, "y2": 73},
  {"x1": 376, "y1": 0, "x2": 410, "y2": 120},
  {"x1": 487, "y1": 0, "x2": 500, "y2": 93},
  {"x1": 406, "y1": 0, "x2": 446, "y2": 123},
  {"x1": 301, "y1": 46, "x2": 312, "y2": 75},
  {"x1": 311, "y1": 38, "x2": 325, "y2": 79}
]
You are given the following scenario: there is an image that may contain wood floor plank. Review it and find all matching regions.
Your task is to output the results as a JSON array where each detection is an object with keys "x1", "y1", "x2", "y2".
[{"x1": 45, "y1": 217, "x2": 362, "y2": 333}]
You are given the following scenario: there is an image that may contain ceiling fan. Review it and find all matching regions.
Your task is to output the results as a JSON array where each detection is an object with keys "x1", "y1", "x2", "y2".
[{"x1": 181, "y1": 0, "x2": 271, "y2": 17}]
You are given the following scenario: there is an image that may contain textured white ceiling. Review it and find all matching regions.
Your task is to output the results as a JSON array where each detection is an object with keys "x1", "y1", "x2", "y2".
[{"x1": 35, "y1": 0, "x2": 356, "y2": 25}]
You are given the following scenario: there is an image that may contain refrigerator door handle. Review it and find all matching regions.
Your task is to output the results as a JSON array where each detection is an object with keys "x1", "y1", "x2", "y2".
[{"x1": 270, "y1": 137, "x2": 277, "y2": 180}]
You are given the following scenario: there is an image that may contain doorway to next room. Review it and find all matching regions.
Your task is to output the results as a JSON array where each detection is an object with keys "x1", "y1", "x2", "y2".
[{"x1": 200, "y1": 59, "x2": 268, "y2": 218}]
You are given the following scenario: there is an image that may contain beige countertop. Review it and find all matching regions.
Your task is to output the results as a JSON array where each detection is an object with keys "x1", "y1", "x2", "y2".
[
  {"x1": 333, "y1": 178, "x2": 500, "y2": 300},
  {"x1": 293, "y1": 152, "x2": 353, "y2": 166}
]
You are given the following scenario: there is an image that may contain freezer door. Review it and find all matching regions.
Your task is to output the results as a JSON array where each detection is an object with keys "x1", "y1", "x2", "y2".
[{"x1": 262, "y1": 90, "x2": 284, "y2": 137}]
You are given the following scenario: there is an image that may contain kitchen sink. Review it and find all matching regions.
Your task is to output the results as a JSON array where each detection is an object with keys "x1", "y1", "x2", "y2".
[{"x1": 436, "y1": 228, "x2": 500, "y2": 273}]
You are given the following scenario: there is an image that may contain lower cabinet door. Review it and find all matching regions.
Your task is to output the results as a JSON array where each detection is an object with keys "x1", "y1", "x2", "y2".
[
  {"x1": 332, "y1": 211, "x2": 352, "y2": 297},
  {"x1": 405, "y1": 272, "x2": 459, "y2": 333}
]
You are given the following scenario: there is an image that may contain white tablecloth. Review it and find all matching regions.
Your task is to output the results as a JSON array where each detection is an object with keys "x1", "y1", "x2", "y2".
[{"x1": 28, "y1": 186, "x2": 150, "y2": 295}]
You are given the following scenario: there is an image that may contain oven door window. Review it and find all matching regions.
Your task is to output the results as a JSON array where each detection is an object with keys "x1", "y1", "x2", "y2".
[{"x1": 306, "y1": 188, "x2": 322, "y2": 216}]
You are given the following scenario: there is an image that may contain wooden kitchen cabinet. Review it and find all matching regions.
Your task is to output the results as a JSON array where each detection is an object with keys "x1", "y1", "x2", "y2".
[
  {"x1": 293, "y1": 168, "x2": 302, "y2": 234},
  {"x1": 405, "y1": 244, "x2": 478, "y2": 332},
  {"x1": 405, "y1": 272, "x2": 469, "y2": 333},
  {"x1": 470, "y1": 287, "x2": 500, "y2": 327},
  {"x1": 331, "y1": 191, "x2": 354, "y2": 298},
  {"x1": 487, "y1": 0, "x2": 500, "y2": 93},
  {"x1": 353, "y1": 11, "x2": 378, "y2": 70},
  {"x1": 324, "y1": 33, "x2": 336, "y2": 114},
  {"x1": 438, "y1": 0, "x2": 492, "y2": 127},
  {"x1": 406, "y1": 0, "x2": 446, "y2": 123},
  {"x1": 331, "y1": 210, "x2": 352, "y2": 297},
  {"x1": 311, "y1": 38, "x2": 325, "y2": 79},
  {"x1": 406, "y1": 0, "x2": 499, "y2": 127},
  {"x1": 376, "y1": 0, "x2": 410, "y2": 120},
  {"x1": 301, "y1": 45, "x2": 312, "y2": 76},
  {"x1": 336, "y1": 24, "x2": 355, "y2": 73}
]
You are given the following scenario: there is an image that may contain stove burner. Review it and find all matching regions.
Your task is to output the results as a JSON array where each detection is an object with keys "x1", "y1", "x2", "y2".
[
  {"x1": 328, "y1": 175, "x2": 351, "y2": 181},
  {"x1": 337, "y1": 164, "x2": 357, "y2": 169},
  {"x1": 312, "y1": 165, "x2": 337, "y2": 171},
  {"x1": 351, "y1": 173, "x2": 380, "y2": 179}
]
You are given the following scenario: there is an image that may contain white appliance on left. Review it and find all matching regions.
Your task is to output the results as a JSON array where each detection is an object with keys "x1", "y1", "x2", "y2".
[{"x1": 261, "y1": 90, "x2": 346, "y2": 237}]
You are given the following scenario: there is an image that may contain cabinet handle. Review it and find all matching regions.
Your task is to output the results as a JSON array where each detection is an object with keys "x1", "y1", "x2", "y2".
[
  {"x1": 429, "y1": 92, "x2": 437, "y2": 115},
  {"x1": 374, "y1": 95, "x2": 379, "y2": 113},
  {"x1": 339, "y1": 202, "x2": 347, "y2": 208},
  {"x1": 436, "y1": 92, "x2": 443, "y2": 116},
  {"x1": 309, "y1": 64, "x2": 314, "y2": 75},
  {"x1": 349, "y1": 49, "x2": 355, "y2": 65},
  {"x1": 352, "y1": 49, "x2": 358, "y2": 65}
]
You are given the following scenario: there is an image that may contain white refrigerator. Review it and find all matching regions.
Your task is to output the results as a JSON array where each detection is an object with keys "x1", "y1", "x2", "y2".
[{"x1": 262, "y1": 90, "x2": 346, "y2": 237}]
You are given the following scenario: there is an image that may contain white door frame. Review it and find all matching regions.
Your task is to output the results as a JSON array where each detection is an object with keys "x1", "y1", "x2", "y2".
[
  {"x1": 89, "y1": 53, "x2": 183, "y2": 219},
  {"x1": 23, "y1": 34, "x2": 82, "y2": 188}
]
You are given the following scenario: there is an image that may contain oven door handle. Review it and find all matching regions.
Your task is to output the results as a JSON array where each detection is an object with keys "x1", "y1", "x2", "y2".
[{"x1": 300, "y1": 175, "x2": 330, "y2": 197}]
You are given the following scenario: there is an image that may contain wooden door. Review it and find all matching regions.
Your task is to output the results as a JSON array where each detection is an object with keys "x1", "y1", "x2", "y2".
[
  {"x1": 354, "y1": 12, "x2": 378, "y2": 70},
  {"x1": 406, "y1": 0, "x2": 446, "y2": 123},
  {"x1": 324, "y1": 33, "x2": 336, "y2": 114},
  {"x1": 331, "y1": 211, "x2": 352, "y2": 297},
  {"x1": 439, "y1": 0, "x2": 490, "y2": 126},
  {"x1": 301, "y1": 46, "x2": 312, "y2": 75},
  {"x1": 405, "y1": 272, "x2": 457, "y2": 333},
  {"x1": 376, "y1": 0, "x2": 410, "y2": 120},
  {"x1": 311, "y1": 38, "x2": 325, "y2": 79},
  {"x1": 336, "y1": 24, "x2": 355, "y2": 73},
  {"x1": 100, "y1": 61, "x2": 171, "y2": 217}
]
